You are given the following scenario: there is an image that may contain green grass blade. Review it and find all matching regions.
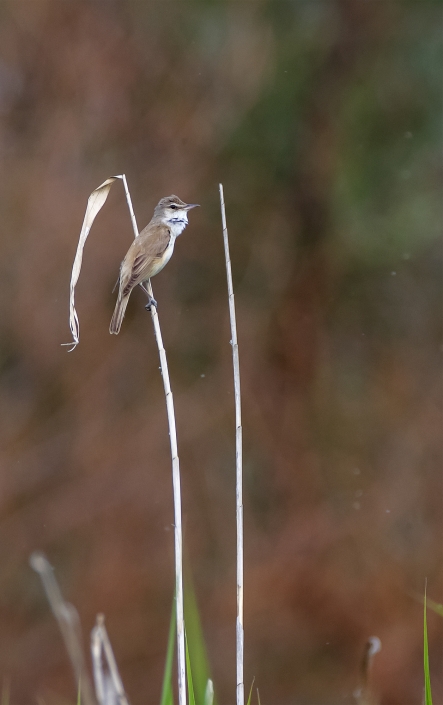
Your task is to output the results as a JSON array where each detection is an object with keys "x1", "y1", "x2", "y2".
[
  {"x1": 246, "y1": 678, "x2": 255, "y2": 705},
  {"x1": 426, "y1": 597, "x2": 443, "y2": 618},
  {"x1": 184, "y1": 572, "x2": 214, "y2": 705},
  {"x1": 185, "y1": 630, "x2": 196, "y2": 705},
  {"x1": 160, "y1": 599, "x2": 176, "y2": 705},
  {"x1": 424, "y1": 586, "x2": 433, "y2": 705}
]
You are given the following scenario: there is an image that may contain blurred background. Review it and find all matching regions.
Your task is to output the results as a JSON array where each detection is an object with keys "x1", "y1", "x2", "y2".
[{"x1": 0, "y1": 1, "x2": 441, "y2": 703}]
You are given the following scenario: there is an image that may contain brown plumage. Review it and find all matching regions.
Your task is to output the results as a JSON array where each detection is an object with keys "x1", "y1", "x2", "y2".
[{"x1": 110, "y1": 195, "x2": 198, "y2": 334}]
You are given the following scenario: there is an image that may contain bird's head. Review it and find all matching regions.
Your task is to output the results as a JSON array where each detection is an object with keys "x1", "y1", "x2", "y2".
[{"x1": 154, "y1": 195, "x2": 199, "y2": 229}]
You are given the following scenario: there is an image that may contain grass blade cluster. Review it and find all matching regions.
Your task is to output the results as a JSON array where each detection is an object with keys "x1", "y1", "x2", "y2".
[{"x1": 162, "y1": 578, "x2": 215, "y2": 705}]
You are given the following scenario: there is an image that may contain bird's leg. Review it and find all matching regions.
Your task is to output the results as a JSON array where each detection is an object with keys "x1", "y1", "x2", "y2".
[{"x1": 140, "y1": 281, "x2": 158, "y2": 310}]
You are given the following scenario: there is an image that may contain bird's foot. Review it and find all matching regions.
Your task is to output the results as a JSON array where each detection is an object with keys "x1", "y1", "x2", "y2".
[{"x1": 145, "y1": 297, "x2": 158, "y2": 311}]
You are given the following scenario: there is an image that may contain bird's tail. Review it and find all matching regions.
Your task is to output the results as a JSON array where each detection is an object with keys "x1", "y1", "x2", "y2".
[{"x1": 109, "y1": 293, "x2": 130, "y2": 335}]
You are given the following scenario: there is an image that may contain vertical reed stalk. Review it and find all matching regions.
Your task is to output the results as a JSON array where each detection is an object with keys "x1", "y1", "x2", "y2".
[
  {"x1": 219, "y1": 184, "x2": 244, "y2": 705},
  {"x1": 121, "y1": 176, "x2": 186, "y2": 705}
]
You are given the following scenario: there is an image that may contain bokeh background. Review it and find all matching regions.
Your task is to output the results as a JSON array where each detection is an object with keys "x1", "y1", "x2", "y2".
[{"x1": 0, "y1": 1, "x2": 441, "y2": 703}]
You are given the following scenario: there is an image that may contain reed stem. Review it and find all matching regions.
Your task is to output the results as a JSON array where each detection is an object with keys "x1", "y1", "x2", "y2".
[
  {"x1": 122, "y1": 176, "x2": 186, "y2": 705},
  {"x1": 219, "y1": 184, "x2": 244, "y2": 705}
]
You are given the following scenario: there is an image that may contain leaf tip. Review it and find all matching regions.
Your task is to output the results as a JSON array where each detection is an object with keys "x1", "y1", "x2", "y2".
[{"x1": 61, "y1": 341, "x2": 79, "y2": 352}]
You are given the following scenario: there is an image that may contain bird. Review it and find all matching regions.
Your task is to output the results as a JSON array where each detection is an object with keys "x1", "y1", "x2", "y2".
[{"x1": 109, "y1": 195, "x2": 199, "y2": 335}]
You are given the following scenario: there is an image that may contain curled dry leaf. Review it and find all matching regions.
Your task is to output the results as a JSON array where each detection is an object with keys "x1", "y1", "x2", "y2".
[{"x1": 63, "y1": 176, "x2": 122, "y2": 351}]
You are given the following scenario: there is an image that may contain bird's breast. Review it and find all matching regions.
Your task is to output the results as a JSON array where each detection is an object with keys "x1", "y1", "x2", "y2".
[{"x1": 150, "y1": 236, "x2": 175, "y2": 276}]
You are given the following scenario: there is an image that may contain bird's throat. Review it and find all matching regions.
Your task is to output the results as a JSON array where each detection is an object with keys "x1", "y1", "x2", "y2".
[{"x1": 166, "y1": 216, "x2": 188, "y2": 237}]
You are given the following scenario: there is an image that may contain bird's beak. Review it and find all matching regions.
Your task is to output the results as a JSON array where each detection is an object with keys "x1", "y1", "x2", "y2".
[{"x1": 185, "y1": 203, "x2": 200, "y2": 210}]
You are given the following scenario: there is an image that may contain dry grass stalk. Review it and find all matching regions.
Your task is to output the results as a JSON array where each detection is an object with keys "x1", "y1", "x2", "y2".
[
  {"x1": 91, "y1": 614, "x2": 130, "y2": 705},
  {"x1": 219, "y1": 184, "x2": 244, "y2": 705},
  {"x1": 355, "y1": 636, "x2": 382, "y2": 705},
  {"x1": 30, "y1": 552, "x2": 97, "y2": 705},
  {"x1": 121, "y1": 179, "x2": 187, "y2": 705}
]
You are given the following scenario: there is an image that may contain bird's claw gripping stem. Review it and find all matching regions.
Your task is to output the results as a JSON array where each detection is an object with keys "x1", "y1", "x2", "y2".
[{"x1": 145, "y1": 296, "x2": 158, "y2": 311}]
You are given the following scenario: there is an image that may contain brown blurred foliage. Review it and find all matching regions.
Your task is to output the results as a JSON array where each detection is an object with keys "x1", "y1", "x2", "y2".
[{"x1": 0, "y1": 1, "x2": 441, "y2": 704}]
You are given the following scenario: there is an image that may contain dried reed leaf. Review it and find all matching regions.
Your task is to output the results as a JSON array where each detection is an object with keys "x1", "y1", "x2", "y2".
[
  {"x1": 63, "y1": 177, "x2": 120, "y2": 351},
  {"x1": 91, "y1": 614, "x2": 130, "y2": 705}
]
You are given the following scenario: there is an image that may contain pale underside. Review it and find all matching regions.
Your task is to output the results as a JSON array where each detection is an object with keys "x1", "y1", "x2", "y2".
[{"x1": 119, "y1": 215, "x2": 187, "y2": 296}]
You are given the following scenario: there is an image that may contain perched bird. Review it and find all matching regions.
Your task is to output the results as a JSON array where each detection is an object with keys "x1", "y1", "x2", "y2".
[{"x1": 110, "y1": 195, "x2": 199, "y2": 334}]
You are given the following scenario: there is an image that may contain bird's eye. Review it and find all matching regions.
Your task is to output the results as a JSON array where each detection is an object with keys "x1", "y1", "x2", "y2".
[{"x1": 170, "y1": 204, "x2": 177, "y2": 210}]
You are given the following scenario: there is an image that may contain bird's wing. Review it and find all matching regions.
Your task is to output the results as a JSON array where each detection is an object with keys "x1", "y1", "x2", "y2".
[{"x1": 120, "y1": 223, "x2": 171, "y2": 295}]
